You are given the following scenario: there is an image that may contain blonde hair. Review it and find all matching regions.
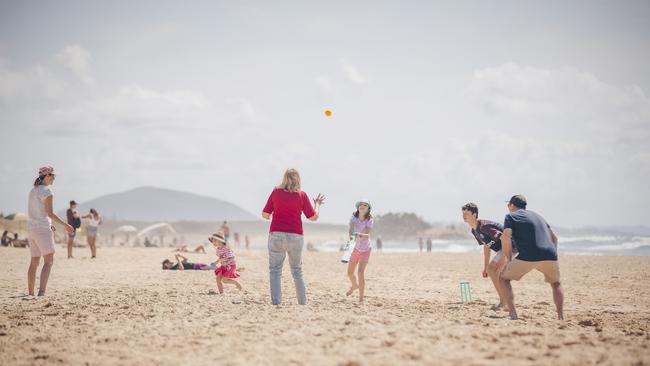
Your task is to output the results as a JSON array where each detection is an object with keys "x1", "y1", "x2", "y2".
[{"x1": 279, "y1": 168, "x2": 301, "y2": 192}]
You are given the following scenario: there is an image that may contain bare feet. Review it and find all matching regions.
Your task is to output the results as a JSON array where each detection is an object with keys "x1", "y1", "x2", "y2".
[
  {"x1": 236, "y1": 283, "x2": 243, "y2": 291},
  {"x1": 509, "y1": 311, "x2": 518, "y2": 320},
  {"x1": 346, "y1": 286, "x2": 358, "y2": 296},
  {"x1": 491, "y1": 303, "x2": 507, "y2": 311}
]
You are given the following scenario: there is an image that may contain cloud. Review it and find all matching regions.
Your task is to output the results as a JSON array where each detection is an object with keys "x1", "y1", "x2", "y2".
[
  {"x1": 314, "y1": 75, "x2": 334, "y2": 94},
  {"x1": 55, "y1": 45, "x2": 93, "y2": 84},
  {"x1": 342, "y1": 62, "x2": 367, "y2": 84}
]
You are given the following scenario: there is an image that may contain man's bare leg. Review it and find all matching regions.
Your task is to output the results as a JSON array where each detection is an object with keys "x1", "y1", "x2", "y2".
[
  {"x1": 500, "y1": 278, "x2": 518, "y2": 320},
  {"x1": 487, "y1": 260, "x2": 507, "y2": 310},
  {"x1": 551, "y1": 282, "x2": 564, "y2": 320}
]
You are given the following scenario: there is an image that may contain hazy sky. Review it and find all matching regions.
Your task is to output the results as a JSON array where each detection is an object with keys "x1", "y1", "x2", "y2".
[{"x1": 1, "y1": 1, "x2": 649, "y2": 226}]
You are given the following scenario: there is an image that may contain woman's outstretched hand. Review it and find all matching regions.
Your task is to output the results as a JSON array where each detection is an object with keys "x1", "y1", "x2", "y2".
[{"x1": 313, "y1": 193, "x2": 326, "y2": 206}]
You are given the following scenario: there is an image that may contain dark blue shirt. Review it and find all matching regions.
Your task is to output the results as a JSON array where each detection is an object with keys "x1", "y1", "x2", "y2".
[
  {"x1": 504, "y1": 209, "x2": 557, "y2": 262},
  {"x1": 471, "y1": 219, "x2": 503, "y2": 252}
]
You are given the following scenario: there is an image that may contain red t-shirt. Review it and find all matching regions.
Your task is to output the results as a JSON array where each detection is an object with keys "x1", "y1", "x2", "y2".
[{"x1": 262, "y1": 188, "x2": 316, "y2": 235}]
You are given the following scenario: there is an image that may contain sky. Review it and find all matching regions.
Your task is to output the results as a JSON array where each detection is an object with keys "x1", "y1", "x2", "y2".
[{"x1": 1, "y1": 0, "x2": 649, "y2": 227}]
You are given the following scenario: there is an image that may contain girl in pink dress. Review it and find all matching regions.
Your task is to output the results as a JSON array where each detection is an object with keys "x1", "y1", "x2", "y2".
[{"x1": 208, "y1": 232, "x2": 242, "y2": 293}]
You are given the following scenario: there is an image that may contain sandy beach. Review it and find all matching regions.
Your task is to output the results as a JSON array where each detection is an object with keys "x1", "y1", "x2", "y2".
[{"x1": 1, "y1": 247, "x2": 649, "y2": 365}]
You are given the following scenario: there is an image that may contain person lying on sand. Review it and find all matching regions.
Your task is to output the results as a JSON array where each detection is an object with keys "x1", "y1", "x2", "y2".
[
  {"x1": 173, "y1": 245, "x2": 206, "y2": 253},
  {"x1": 162, "y1": 254, "x2": 215, "y2": 271}
]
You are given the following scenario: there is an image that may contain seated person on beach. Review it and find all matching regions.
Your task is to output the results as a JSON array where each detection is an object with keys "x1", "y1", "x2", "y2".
[
  {"x1": 162, "y1": 254, "x2": 215, "y2": 271},
  {"x1": 12, "y1": 233, "x2": 29, "y2": 248},
  {"x1": 173, "y1": 245, "x2": 206, "y2": 253},
  {"x1": 1, "y1": 231, "x2": 12, "y2": 247}
]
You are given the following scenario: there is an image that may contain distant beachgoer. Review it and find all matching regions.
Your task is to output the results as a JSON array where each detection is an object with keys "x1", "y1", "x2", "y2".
[
  {"x1": 66, "y1": 200, "x2": 81, "y2": 258},
  {"x1": 426, "y1": 237, "x2": 432, "y2": 252},
  {"x1": 82, "y1": 208, "x2": 102, "y2": 258},
  {"x1": 27, "y1": 166, "x2": 74, "y2": 296},
  {"x1": 244, "y1": 235, "x2": 250, "y2": 250},
  {"x1": 208, "y1": 232, "x2": 242, "y2": 293},
  {"x1": 418, "y1": 237, "x2": 424, "y2": 253},
  {"x1": 173, "y1": 245, "x2": 206, "y2": 253},
  {"x1": 376, "y1": 235, "x2": 383, "y2": 252},
  {"x1": 262, "y1": 168, "x2": 325, "y2": 305},
  {"x1": 462, "y1": 202, "x2": 514, "y2": 310},
  {"x1": 162, "y1": 254, "x2": 214, "y2": 270},
  {"x1": 346, "y1": 199, "x2": 374, "y2": 304},
  {"x1": 1, "y1": 230, "x2": 11, "y2": 247},
  {"x1": 499, "y1": 195, "x2": 563, "y2": 320},
  {"x1": 220, "y1": 221, "x2": 231, "y2": 242},
  {"x1": 13, "y1": 234, "x2": 29, "y2": 248},
  {"x1": 233, "y1": 232, "x2": 240, "y2": 248}
]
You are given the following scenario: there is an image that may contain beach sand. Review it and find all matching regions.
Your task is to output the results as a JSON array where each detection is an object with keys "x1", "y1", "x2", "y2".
[{"x1": 1, "y1": 247, "x2": 649, "y2": 365}]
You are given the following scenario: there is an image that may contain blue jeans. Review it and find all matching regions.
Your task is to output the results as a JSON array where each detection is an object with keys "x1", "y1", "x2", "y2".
[{"x1": 268, "y1": 232, "x2": 307, "y2": 305}]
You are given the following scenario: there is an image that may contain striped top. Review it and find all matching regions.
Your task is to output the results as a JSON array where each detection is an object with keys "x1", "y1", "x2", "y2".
[{"x1": 217, "y1": 246, "x2": 236, "y2": 266}]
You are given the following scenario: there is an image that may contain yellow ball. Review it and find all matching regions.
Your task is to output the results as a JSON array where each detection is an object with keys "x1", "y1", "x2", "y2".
[{"x1": 324, "y1": 110, "x2": 332, "y2": 117}]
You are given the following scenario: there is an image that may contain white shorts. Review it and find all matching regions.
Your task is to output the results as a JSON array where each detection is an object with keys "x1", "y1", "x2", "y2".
[
  {"x1": 28, "y1": 227, "x2": 56, "y2": 257},
  {"x1": 492, "y1": 249, "x2": 518, "y2": 263}
]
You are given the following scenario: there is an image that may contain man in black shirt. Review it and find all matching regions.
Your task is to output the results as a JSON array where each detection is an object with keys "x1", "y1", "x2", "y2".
[{"x1": 499, "y1": 195, "x2": 563, "y2": 320}]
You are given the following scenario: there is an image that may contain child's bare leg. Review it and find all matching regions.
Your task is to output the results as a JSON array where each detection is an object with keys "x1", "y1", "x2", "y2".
[
  {"x1": 346, "y1": 261, "x2": 359, "y2": 296},
  {"x1": 216, "y1": 274, "x2": 224, "y2": 294},
  {"x1": 357, "y1": 261, "x2": 368, "y2": 303},
  {"x1": 223, "y1": 278, "x2": 242, "y2": 290}
]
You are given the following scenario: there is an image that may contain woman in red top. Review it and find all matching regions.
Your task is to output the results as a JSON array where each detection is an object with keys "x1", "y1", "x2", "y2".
[{"x1": 262, "y1": 168, "x2": 325, "y2": 305}]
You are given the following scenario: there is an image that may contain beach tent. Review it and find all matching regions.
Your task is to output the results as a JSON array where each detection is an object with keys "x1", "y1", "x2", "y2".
[
  {"x1": 114, "y1": 225, "x2": 138, "y2": 246},
  {"x1": 137, "y1": 223, "x2": 177, "y2": 247}
]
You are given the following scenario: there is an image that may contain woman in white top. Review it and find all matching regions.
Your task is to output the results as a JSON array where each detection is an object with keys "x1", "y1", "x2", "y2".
[
  {"x1": 27, "y1": 166, "x2": 73, "y2": 296},
  {"x1": 82, "y1": 208, "x2": 102, "y2": 258}
]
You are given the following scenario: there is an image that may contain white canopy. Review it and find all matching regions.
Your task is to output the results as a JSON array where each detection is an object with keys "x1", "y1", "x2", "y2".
[
  {"x1": 137, "y1": 223, "x2": 177, "y2": 237},
  {"x1": 115, "y1": 225, "x2": 138, "y2": 233}
]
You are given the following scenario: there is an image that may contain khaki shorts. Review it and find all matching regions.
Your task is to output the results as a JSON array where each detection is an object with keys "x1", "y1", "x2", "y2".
[{"x1": 501, "y1": 258, "x2": 560, "y2": 284}]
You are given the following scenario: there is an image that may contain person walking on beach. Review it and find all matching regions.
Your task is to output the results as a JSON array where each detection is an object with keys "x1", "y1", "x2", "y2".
[
  {"x1": 346, "y1": 199, "x2": 374, "y2": 304},
  {"x1": 220, "y1": 221, "x2": 231, "y2": 242},
  {"x1": 66, "y1": 200, "x2": 81, "y2": 258},
  {"x1": 376, "y1": 235, "x2": 383, "y2": 252},
  {"x1": 499, "y1": 195, "x2": 563, "y2": 320},
  {"x1": 245, "y1": 235, "x2": 250, "y2": 250},
  {"x1": 233, "y1": 232, "x2": 240, "y2": 248},
  {"x1": 418, "y1": 237, "x2": 424, "y2": 253},
  {"x1": 462, "y1": 202, "x2": 513, "y2": 310},
  {"x1": 262, "y1": 168, "x2": 325, "y2": 305},
  {"x1": 82, "y1": 208, "x2": 102, "y2": 258},
  {"x1": 426, "y1": 237, "x2": 432, "y2": 252},
  {"x1": 27, "y1": 166, "x2": 74, "y2": 296}
]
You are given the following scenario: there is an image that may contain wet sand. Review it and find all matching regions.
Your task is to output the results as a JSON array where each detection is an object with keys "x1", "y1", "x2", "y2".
[{"x1": 1, "y1": 247, "x2": 649, "y2": 365}]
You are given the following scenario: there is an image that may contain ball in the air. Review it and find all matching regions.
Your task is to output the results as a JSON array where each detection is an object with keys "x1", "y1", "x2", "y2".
[{"x1": 324, "y1": 110, "x2": 332, "y2": 117}]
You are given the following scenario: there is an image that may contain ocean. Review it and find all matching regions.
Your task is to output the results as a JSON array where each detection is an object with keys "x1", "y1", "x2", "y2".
[{"x1": 315, "y1": 236, "x2": 650, "y2": 256}]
